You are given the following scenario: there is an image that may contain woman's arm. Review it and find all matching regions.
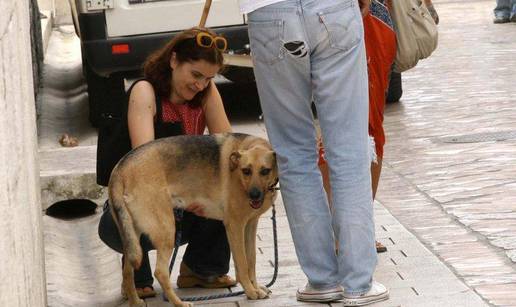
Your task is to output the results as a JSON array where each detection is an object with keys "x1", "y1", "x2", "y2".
[
  {"x1": 203, "y1": 80, "x2": 232, "y2": 134},
  {"x1": 424, "y1": 0, "x2": 439, "y2": 24},
  {"x1": 127, "y1": 80, "x2": 157, "y2": 148}
]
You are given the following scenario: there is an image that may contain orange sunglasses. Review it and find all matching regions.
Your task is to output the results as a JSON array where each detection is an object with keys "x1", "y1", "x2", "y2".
[{"x1": 195, "y1": 31, "x2": 228, "y2": 52}]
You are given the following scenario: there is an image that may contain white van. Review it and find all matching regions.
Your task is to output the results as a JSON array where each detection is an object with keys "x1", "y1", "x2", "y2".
[{"x1": 69, "y1": 0, "x2": 252, "y2": 126}]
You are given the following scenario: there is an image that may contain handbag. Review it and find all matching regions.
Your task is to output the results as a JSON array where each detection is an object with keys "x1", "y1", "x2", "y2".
[{"x1": 390, "y1": 0, "x2": 438, "y2": 73}]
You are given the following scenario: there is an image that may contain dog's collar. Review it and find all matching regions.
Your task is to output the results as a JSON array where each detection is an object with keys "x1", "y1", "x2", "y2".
[{"x1": 267, "y1": 178, "x2": 280, "y2": 193}]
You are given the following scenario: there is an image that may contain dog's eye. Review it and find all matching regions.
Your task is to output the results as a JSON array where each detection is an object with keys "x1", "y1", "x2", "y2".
[
  {"x1": 242, "y1": 168, "x2": 252, "y2": 176},
  {"x1": 260, "y1": 168, "x2": 271, "y2": 176}
]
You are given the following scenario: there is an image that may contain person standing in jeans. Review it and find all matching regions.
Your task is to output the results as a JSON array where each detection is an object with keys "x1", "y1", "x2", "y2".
[
  {"x1": 240, "y1": 0, "x2": 389, "y2": 305},
  {"x1": 493, "y1": 0, "x2": 516, "y2": 23}
]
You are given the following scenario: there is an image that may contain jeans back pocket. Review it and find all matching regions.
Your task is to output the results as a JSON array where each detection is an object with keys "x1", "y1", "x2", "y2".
[
  {"x1": 248, "y1": 20, "x2": 284, "y2": 65},
  {"x1": 318, "y1": 1, "x2": 362, "y2": 52}
]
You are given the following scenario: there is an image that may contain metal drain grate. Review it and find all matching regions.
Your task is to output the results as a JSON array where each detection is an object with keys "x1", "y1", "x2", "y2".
[{"x1": 440, "y1": 130, "x2": 516, "y2": 143}]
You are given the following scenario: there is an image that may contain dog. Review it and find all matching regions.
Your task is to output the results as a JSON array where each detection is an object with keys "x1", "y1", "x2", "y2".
[{"x1": 108, "y1": 133, "x2": 278, "y2": 307}]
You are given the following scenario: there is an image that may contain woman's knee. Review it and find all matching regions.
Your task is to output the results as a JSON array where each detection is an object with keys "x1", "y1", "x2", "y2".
[{"x1": 98, "y1": 204, "x2": 124, "y2": 253}]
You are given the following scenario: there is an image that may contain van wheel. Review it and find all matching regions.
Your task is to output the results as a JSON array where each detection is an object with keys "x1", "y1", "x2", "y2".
[
  {"x1": 222, "y1": 66, "x2": 255, "y2": 84},
  {"x1": 386, "y1": 71, "x2": 402, "y2": 103},
  {"x1": 83, "y1": 64, "x2": 124, "y2": 127}
]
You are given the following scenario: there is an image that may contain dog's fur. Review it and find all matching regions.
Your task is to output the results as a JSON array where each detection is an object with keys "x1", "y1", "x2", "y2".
[{"x1": 109, "y1": 133, "x2": 278, "y2": 307}]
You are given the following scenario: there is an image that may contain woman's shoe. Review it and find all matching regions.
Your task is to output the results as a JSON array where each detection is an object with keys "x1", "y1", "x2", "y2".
[
  {"x1": 376, "y1": 241, "x2": 387, "y2": 253},
  {"x1": 121, "y1": 285, "x2": 156, "y2": 299},
  {"x1": 176, "y1": 262, "x2": 237, "y2": 288}
]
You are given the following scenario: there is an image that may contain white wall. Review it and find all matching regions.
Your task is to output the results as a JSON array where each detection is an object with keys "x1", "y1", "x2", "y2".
[
  {"x1": 38, "y1": 0, "x2": 72, "y2": 25},
  {"x1": 0, "y1": 1, "x2": 47, "y2": 306}
]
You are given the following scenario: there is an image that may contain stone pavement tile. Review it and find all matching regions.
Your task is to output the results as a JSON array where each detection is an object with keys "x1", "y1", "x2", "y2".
[
  {"x1": 239, "y1": 297, "x2": 324, "y2": 307},
  {"x1": 411, "y1": 225, "x2": 479, "y2": 246},
  {"x1": 432, "y1": 241, "x2": 514, "y2": 277},
  {"x1": 374, "y1": 292, "x2": 488, "y2": 307},
  {"x1": 474, "y1": 283, "x2": 516, "y2": 307},
  {"x1": 465, "y1": 274, "x2": 516, "y2": 287},
  {"x1": 139, "y1": 298, "x2": 237, "y2": 306},
  {"x1": 379, "y1": 238, "x2": 434, "y2": 258},
  {"x1": 465, "y1": 219, "x2": 516, "y2": 237}
]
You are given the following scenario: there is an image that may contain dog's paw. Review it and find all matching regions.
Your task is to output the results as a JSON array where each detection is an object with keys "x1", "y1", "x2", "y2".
[
  {"x1": 244, "y1": 289, "x2": 260, "y2": 300},
  {"x1": 179, "y1": 302, "x2": 194, "y2": 307},
  {"x1": 258, "y1": 284, "x2": 272, "y2": 295},
  {"x1": 256, "y1": 286, "x2": 271, "y2": 299},
  {"x1": 245, "y1": 287, "x2": 270, "y2": 300}
]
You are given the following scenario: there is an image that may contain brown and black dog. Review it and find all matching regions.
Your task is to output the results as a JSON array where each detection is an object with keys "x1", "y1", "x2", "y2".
[{"x1": 108, "y1": 133, "x2": 278, "y2": 307}]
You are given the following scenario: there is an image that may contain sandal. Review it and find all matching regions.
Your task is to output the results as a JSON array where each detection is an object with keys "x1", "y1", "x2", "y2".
[
  {"x1": 177, "y1": 262, "x2": 237, "y2": 289},
  {"x1": 376, "y1": 241, "x2": 387, "y2": 253}
]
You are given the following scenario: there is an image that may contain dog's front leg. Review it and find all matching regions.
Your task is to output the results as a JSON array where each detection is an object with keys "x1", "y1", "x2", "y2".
[
  {"x1": 245, "y1": 218, "x2": 271, "y2": 297},
  {"x1": 225, "y1": 221, "x2": 267, "y2": 300}
]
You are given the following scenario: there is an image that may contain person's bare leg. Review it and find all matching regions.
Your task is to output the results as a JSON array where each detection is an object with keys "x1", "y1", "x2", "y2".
[
  {"x1": 371, "y1": 158, "x2": 382, "y2": 200},
  {"x1": 371, "y1": 158, "x2": 387, "y2": 252}
]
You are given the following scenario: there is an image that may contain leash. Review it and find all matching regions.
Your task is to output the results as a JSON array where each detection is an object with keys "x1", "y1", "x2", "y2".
[{"x1": 165, "y1": 202, "x2": 279, "y2": 302}]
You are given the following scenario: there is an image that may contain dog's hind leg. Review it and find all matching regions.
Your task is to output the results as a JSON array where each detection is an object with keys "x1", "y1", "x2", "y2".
[
  {"x1": 122, "y1": 254, "x2": 146, "y2": 307},
  {"x1": 155, "y1": 245, "x2": 192, "y2": 306},
  {"x1": 147, "y1": 212, "x2": 193, "y2": 307}
]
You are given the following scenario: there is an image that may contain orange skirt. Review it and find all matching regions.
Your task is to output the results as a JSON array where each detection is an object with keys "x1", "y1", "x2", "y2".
[{"x1": 319, "y1": 12, "x2": 396, "y2": 165}]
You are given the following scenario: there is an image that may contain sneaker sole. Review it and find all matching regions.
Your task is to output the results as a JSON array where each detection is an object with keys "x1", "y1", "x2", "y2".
[
  {"x1": 342, "y1": 292, "x2": 389, "y2": 306},
  {"x1": 296, "y1": 291, "x2": 343, "y2": 303},
  {"x1": 494, "y1": 17, "x2": 510, "y2": 23}
]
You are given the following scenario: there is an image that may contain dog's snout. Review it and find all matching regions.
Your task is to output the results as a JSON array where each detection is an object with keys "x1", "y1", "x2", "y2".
[{"x1": 248, "y1": 187, "x2": 262, "y2": 200}]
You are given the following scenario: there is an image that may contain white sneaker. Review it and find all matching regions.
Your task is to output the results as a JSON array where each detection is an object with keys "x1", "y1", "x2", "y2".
[
  {"x1": 296, "y1": 283, "x2": 344, "y2": 302},
  {"x1": 342, "y1": 281, "x2": 389, "y2": 306}
]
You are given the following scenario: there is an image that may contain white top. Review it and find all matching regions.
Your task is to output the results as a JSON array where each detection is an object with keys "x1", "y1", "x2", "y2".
[{"x1": 238, "y1": 0, "x2": 285, "y2": 14}]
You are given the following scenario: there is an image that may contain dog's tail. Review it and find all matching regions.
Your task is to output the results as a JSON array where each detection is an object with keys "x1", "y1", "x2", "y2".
[{"x1": 109, "y1": 174, "x2": 143, "y2": 269}]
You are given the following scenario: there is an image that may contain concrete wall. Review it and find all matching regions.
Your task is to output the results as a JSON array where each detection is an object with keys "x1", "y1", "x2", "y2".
[
  {"x1": 0, "y1": 1, "x2": 47, "y2": 306},
  {"x1": 38, "y1": 0, "x2": 72, "y2": 25}
]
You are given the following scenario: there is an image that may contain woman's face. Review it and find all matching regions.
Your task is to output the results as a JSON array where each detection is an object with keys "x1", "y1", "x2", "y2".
[{"x1": 170, "y1": 54, "x2": 220, "y2": 102}]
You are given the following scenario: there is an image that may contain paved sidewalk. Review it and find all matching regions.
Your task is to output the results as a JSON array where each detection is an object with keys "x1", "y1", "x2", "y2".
[
  {"x1": 38, "y1": 0, "x2": 516, "y2": 306},
  {"x1": 377, "y1": 0, "x2": 516, "y2": 306},
  {"x1": 43, "y1": 197, "x2": 488, "y2": 307},
  {"x1": 164, "y1": 200, "x2": 488, "y2": 307}
]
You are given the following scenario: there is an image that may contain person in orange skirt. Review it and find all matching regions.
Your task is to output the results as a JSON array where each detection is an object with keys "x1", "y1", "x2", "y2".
[{"x1": 318, "y1": 0, "x2": 397, "y2": 253}]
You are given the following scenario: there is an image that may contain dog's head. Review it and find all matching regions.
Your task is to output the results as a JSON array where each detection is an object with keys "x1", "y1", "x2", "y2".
[{"x1": 230, "y1": 143, "x2": 278, "y2": 209}]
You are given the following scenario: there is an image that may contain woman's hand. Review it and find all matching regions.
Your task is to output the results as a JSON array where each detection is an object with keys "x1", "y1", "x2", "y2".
[
  {"x1": 358, "y1": 0, "x2": 371, "y2": 16},
  {"x1": 424, "y1": 0, "x2": 440, "y2": 25}
]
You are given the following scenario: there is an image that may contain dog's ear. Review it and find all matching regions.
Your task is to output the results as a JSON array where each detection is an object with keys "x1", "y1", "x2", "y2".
[
  {"x1": 229, "y1": 151, "x2": 241, "y2": 171},
  {"x1": 268, "y1": 150, "x2": 277, "y2": 165}
]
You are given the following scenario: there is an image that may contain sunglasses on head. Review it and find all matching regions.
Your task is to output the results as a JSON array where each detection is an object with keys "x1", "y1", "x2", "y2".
[{"x1": 195, "y1": 31, "x2": 227, "y2": 52}]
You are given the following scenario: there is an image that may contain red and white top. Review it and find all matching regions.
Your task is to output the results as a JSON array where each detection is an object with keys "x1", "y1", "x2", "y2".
[{"x1": 161, "y1": 99, "x2": 206, "y2": 135}]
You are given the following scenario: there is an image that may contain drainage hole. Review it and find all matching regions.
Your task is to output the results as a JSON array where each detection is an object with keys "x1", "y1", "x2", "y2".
[{"x1": 45, "y1": 199, "x2": 97, "y2": 220}]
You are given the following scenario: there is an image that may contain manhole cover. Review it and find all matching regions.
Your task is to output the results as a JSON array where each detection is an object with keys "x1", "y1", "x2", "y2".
[{"x1": 440, "y1": 130, "x2": 516, "y2": 143}]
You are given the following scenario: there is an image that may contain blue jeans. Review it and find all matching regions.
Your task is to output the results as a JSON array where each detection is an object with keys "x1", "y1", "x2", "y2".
[
  {"x1": 248, "y1": 0, "x2": 376, "y2": 296},
  {"x1": 494, "y1": 0, "x2": 516, "y2": 18}
]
